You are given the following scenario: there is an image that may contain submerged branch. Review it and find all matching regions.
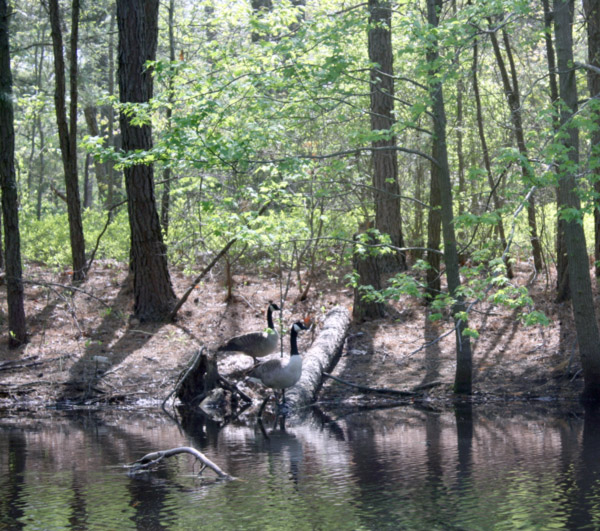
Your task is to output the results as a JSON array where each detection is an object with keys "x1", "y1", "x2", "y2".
[{"x1": 128, "y1": 446, "x2": 234, "y2": 480}]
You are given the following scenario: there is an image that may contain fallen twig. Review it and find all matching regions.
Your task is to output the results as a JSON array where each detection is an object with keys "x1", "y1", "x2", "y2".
[
  {"x1": 0, "y1": 355, "x2": 72, "y2": 372},
  {"x1": 128, "y1": 446, "x2": 234, "y2": 480},
  {"x1": 323, "y1": 372, "x2": 416, "y2": 396}
]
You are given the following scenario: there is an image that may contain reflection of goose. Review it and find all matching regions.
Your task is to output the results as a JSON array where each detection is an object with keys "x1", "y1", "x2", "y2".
[
  {"x1": 256, "y1": 425, "x2": 303, "y2": 486},
  {"x1": 248, "y1": 321, "x2": 307, "y2": 404},
  {"x1": 218, "y1": 302, "x2": 280, "y2": 359}
]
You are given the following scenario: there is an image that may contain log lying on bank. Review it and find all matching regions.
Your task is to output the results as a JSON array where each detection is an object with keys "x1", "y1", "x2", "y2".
[
  {"x1": 128, "y1": 446, "x2": 233, "y2": 480},
  {"x1": 285, "y1": 305, "x2": 351, "y2": 410}
]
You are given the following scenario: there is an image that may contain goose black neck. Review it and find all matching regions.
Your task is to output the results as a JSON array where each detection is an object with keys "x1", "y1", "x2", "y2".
[
  {"x1": 267, "y1": 305, "x2": 275, "y2": 329},
  {"x1": 290, "y1": 327, "x2": 300, "y2": 356}
]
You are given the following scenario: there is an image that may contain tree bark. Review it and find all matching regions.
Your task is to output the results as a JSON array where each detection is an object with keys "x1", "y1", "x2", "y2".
[
  {"x1": 543, "y1": 0, "x2": 570, "y2": 300},
  {"x1": 160, "y1": 0, "x2": 175, "y2": 237},
  {"x1": 48, "y1": 0, "x2": 86, "y2": 282},
  {"x1": 117, "y1": 0, "x2": 177, "y2": 321},
  {"x1": 83, "y1": 106, "x2": 109, "y2": 206},
  {"x1": 285, "y1": 306, "x2": 351, "y2": 409},
  {"x1": 554, "y1": 0, "x2": 600, "y2": 401},
  {"x1": 489, "y1": 24, "x2": 544, "y2": 275},
  {"x1": 472, "y1": 37, "x2": 512, "y2": 278},
  {"x1": 250, "y1": 0, "x2": 273, "y2": 43},
  {"x1": 427, "y1": 0, "x2": 472, "y2": 394},
  {"x1": 352, "y1": 231, "x2": 386, "y2": 321},
  {"x1": 584, "y1": 0, "x2": 600, "y2": 278},
  {"x1": 368, "y1": 0, "x2": 406, "y2": 272},
  {"x1": 0, "y1": 0, "x2": 27, "y2": 347}
]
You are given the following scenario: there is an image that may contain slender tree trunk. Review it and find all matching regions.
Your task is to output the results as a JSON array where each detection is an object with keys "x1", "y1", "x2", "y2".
[
  {"x1": 161, "y1": 0, "x2": 175, "y2": 236},
  {"x1": 368, "y1": 0, "x2": 406, "y2": 272},
  {"x1": 83, "y1": 106, "x2": 108, "y2": 205},
  {"x1": 414, "y1": 154, "x2": 425, "y2": 261},
  {"x1": 554, "y1": 0, "x2": 600, "y2": 401},
  {"x1": 426, "y1": 143, "x2": 442, "y2": 298},
  {"x1": 107, "y1": 7, "x2": 117, "y2": 205},
  {"x1": 472, "y1": 37, "x2": 513, "y2": 278},
  {"x1": 48, "y1": 0, "x2": 86, "y2": 282},
  {"x1": 427, "y1": 0, "x2": 472, "y2": 394},
  {"x1": 0, "y1": 0, "x2": 27, "y2": 347},
  {"x1": 584, "y1": 0, "x2": 600, "y2": 278},
  {"x1": 489, "y1": 23, "x2": 544, "y2": 274},
  {"x1": 543, "y1": 0, "x2": 570, "y2": 300},
  {"x1": 250, "y1": 0, "x2": 273, "y2": 43},
  {"x1": 117, "y1": 0, "x2": 176, "y2": 321}
]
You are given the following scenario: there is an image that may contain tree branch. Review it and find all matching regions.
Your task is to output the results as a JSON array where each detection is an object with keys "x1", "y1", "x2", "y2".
[{"x1": 128, "y1": 446, "x2": 233, "y2": 480}]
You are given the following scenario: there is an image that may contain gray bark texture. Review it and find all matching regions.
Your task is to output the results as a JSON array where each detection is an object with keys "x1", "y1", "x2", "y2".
[
  {"x1": 285, "y1": 306, "x2": 351, "y2": 409},
  {"x1": 368, "y1": 0, "x2": 405, "y2": 271},
  {"x1": 117, "y1": 0, "x2": 177, "y2": 321},
  {"x1": 554, "y1": 0, "x2": 600, "y2": 400},
  {"x1": 426, "y1": 0, "x2": 472, "y2": 394},
  {"x1": 0, "y1": 0, "x2": 27, "y2": 347}
]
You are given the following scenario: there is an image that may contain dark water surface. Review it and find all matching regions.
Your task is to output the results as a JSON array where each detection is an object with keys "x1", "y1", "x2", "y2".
[{"x1": 1, "y1": 403, "x2": 599, "y2": 530}]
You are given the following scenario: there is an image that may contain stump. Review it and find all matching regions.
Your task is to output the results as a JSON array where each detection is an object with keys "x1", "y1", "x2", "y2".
[{"x1": 175, "y1": 348, "x2": 220, "y2": 406}]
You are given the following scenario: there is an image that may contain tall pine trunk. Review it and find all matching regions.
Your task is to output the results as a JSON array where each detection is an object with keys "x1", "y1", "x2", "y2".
[
  {"x1": 584, "y1": 0, "x2": 600, "y2": 278},
  {"x1": 368, "y1": 0, "x2": 406, "y2": 272},
  {"x1": 554, "y1": 0, "x2": 600, "y2": 401},
  {"x1": 117, "y1": 0, "x2": 176, "y2": 321},
  {"x1": 0, "y1": 0, "x2": 27, "y2": 347}
]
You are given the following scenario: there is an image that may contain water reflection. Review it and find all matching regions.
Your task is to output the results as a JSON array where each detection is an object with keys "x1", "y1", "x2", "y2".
[{"x1": 1, "y1": 403, "x2": 600, "y2": 529}]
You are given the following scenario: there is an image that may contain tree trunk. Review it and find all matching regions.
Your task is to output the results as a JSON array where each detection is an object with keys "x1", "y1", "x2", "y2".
[
  {"x1": 48, "y1": 0, "x2": 86, "y2": 282},
  {"x1": 426, "y1": 136, "x2": 442, "y2": 298},
  {"x1": 584, "y1": 0, "x2": 600, "y2": 278},
  {"x1": 0, "y1": 0, "x2": 27, "y2": 347},
  {"x1": 368, "y1": 0, "x2": 406, "y2": 272},
  {"x1": 554, "y1": 0, "x2": 600, "y2": 401},
  {"x1": 543, "y1": 0, "x2": 570, "y2": 300},
  {"x1": 83, "y1": 106, "x2": 109, "y2": 206},
  {"x1": 352, "y1": 231, "x2": 386, "y2": 321},
  {"x1": 107, "y1": 6, "x2": 117, "y2": 205},
  {"x1": 160, "y1": 0, "x2": 176, "y2": 237},
  {"x1": 117, "y1": 0, "x2": 177, "y2": 321},
  {"x1": 489, "y1": 24, "x2": 544, "y2": 275},
  {"x1": 250, "y1": 0, "x2": 273, "y2": 43},
  {"x1": 427, "y1": 0, "x2": 472, "y2": 394},
  {"x1": 472, "y1": 37, "x2": 513, "y2": 278}
]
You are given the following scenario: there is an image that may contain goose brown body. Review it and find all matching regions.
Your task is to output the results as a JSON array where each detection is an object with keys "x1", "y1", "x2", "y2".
[{"x1": 217, "y1": 302, "x2": 280, "y2": 359}]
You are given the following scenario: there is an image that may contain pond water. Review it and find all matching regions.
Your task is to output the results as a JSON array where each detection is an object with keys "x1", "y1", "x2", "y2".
[{"x1": 1, "y1": 402, "x2": 599, "y2": 530}]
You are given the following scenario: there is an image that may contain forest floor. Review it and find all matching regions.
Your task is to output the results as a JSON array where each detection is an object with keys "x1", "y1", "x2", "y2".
[{"x1": 0, "y1": 260, "x2": 589, "y2": 413}]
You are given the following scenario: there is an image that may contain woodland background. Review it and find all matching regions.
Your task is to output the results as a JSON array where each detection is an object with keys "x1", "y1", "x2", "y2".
[{"x1": 1, "y1": 0, "x2": 600, "y2": 403}]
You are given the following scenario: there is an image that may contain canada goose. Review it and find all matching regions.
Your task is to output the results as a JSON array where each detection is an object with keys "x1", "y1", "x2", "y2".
[
  {"x1": 217, "y1": 302, "x2": 280, "y2": 359},
  {"x1": 248, "y1": 321, "x2": 308, "y2": 404}
]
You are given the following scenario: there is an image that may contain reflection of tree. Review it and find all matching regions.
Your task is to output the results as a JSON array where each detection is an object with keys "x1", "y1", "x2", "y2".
[
  {"x1": 567, "y1": 403, "x2": 600, "y2": 528},
  {"x1": 454, "y1": 402, "x2": 473, "y2": 491},
  {"x1": 2, "y1": 429, "x2": 27, "y2": 527}
]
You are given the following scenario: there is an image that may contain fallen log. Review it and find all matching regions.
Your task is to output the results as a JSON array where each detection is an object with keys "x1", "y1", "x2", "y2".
[
  {"x1": 128, "y1": 446, "x2": 233, "y2": 480},
  {"x1": 285, "y1": 305, "x2": 351, "y2": 410}
]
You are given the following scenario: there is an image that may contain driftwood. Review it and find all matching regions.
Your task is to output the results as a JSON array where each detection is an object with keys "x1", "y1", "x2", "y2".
[
  {"x1": 284, "y1": 305, "x2": 351, "y2": 409},
  {"x1": 128, "y1": 446, "x2": 233, "y2": 480}
]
